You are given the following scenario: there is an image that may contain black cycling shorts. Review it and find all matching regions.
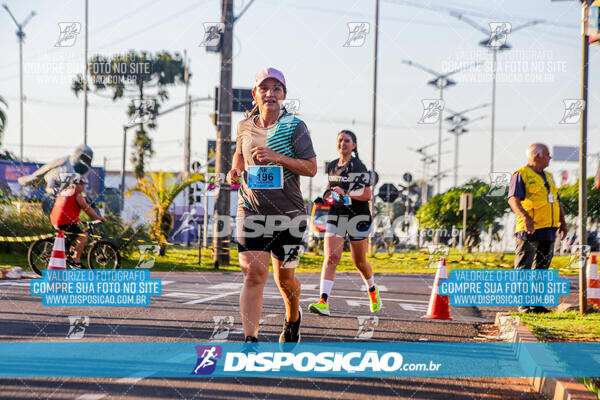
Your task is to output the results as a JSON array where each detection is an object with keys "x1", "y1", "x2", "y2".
[
  {"x1": 236, "y1": 216, "x2": 306, "y2": 265},
  {"x1": 56, "y1": 223, "x2": 85, "y2": 237},
  {"x1": 325, "y1": 213, "x2": 372, "y2": 241}
]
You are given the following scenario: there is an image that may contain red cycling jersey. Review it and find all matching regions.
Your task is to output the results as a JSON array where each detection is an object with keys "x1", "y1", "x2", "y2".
[{"x1": 50, "y1": 187, "x2": 82, "y2": 226}]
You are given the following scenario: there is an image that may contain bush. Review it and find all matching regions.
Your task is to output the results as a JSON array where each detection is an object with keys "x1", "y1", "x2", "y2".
[
  {"x1": 0, "y1": 202, "x2": 54, "y2": 253},
  {"x1": 94, "y1": 211, "x2": 153, "y2": 258},
  {"x1": 0, "y1": 200, "x2": 152, "y2": 258}
]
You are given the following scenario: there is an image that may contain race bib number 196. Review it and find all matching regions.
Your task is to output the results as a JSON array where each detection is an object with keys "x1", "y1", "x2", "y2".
[{"x1": 247, "y1": 166, "x2": 283, "y2": 189}]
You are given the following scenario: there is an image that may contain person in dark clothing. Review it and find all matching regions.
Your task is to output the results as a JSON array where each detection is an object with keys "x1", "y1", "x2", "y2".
[{"x1": 508, "y1": 143, "x2": 567, "y2": 313}]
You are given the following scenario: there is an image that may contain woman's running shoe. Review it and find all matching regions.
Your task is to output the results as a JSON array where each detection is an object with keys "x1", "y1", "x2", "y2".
[
  {"x1": 369, "y1": 286, "x2": 382, "y2": 313},
  {"x1": 308, "y1": 298, "x2": 330, "y2": 316},
  {"x1": 279, "y1": 310, "x2": 301, "y2": 343}
]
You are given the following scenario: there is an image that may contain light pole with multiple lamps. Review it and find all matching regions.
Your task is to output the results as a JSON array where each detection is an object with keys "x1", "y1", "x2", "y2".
[
  {"x1": 444, "y1": 103, "x2": 489, "y2": 186},
  {"x1": 2, "y1": 4, "x2": 36, "y2": 161},
  {"x1": 402, "y1": 60, "x2": 482, "y2": 194},
  {"x1": 448, "y1": 13, "x2": 542, "y2": 250}
]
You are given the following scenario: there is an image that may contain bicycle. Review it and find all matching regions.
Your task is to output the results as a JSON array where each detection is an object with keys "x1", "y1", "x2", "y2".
[{"x1": 28, "y1": 220, "x2": 121, "y2": 276}]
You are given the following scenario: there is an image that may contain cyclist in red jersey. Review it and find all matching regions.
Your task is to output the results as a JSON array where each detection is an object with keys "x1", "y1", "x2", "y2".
[{"x1": 49, "y1": 176, "x2": 106, "y2": 269}]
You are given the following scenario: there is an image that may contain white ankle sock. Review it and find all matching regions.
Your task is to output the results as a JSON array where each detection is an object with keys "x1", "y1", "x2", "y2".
[
  {"x1": 364, "y1": 276, "x2": 375, "y2": 289},
  {"x1": 320, "y1": 279, "x2": 334, "y2": 300}
]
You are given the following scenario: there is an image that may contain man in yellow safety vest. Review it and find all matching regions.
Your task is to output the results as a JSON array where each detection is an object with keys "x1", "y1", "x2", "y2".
[{"x1": 508, "y1": 143, "x2": 568, "y2": 313}]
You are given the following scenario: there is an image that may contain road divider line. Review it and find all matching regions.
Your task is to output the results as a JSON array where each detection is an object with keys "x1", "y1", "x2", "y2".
[{"x1": 183, "y1": 290, "x2": 240, "y2": 304}]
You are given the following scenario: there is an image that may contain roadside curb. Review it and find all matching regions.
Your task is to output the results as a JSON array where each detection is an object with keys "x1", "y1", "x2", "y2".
[{"x1": 495, "y1": 312, "x2": 596, "y2": 400}]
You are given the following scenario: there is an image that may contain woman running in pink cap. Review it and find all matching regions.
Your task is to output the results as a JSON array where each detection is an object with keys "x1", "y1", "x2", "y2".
[{"x1": 227, "y1": 67, "x2": 317, "y2": 343}]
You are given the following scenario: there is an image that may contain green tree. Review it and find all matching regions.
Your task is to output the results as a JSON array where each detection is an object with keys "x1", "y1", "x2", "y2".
[
  {"x1": 127, "y1": 171, "x2": 203, "y2": 255},
  {"x1": 72, "y1": 51, "x2": 186, "y2": 178},
  {"x1": 558, "y1": 177, "x2": 600, "y2": 220},
  {"x1": 416, "y1": 179, "x2": 510, "y2": 251},
  {"x1": 0, "y1": 95, "x2": 7, "y2": 145}
]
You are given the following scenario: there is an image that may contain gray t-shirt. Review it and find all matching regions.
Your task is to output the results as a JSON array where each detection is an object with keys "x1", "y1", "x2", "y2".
[{"x1": 235, "y1": 113, "x2": 316, "y2": 221}]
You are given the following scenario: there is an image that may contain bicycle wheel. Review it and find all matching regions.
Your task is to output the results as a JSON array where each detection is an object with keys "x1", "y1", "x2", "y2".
[
  {"x1": 28, "y1": 238, "x2": 54, "y2": 276},
  {"x1": 87, "y1": 240, "x2": 121, "y2": 270}
]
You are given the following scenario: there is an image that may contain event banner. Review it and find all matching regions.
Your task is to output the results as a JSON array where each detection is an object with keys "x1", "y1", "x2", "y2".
[
  {"x1": 0, "y1": 160, "x2": 104, "y2": 201},
  {"x1": 0, "y1": 342, "x2": 598, "y2": 378}
]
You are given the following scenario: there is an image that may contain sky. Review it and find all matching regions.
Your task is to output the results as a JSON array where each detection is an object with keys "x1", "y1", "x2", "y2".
[{"x1": 0, "y1": 0, "x2": 598, "y2": 197}]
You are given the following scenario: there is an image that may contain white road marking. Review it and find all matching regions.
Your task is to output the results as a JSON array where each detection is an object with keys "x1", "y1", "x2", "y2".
[
  {"x1": 183, "y1": 290, "x2": 240, "y2": 304},
  {"x1": 76, "y1": 394, "x2": 106, "y2": 400},
  {"x1": 399, "y1": 303, "x2": 428, "y2": 312},
  {"x1": 162, "y1": 292, "x2": 202, "y2": 298},
  {"x1": 0, "y1": 281, "x2": 30, "y2": 286},
  {"x1": 208, "y1": 282, "x2": 243, "y2": 290},
  {"x1": 161, "y1": 280, "x2": 175, "y2": 285},
  {"x1": 346, "y1": 299, "x2": 371, "y2": 307},
  {"x1": 360, "y1": 285, "x2": 388, "y2": 291},
  {"x1": 346, "y1": 299, "x2": 428, "y2": 310}
]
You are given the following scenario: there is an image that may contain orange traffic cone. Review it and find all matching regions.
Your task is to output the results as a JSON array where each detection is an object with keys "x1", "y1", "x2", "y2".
[
  {"x1": 587, "y1": 254, "x2": 600, "y2": 308},
  {"x1": 422, "y1": 257, "x2": 453, "y2": 320},
  {"x1": 48, "y1": 230, "x2": 67, "y2": 270}
]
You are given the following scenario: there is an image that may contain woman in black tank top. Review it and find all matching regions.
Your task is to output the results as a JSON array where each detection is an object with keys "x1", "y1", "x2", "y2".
[{"x1": 308, "y1": 130, "x2": 382, "y2": 317}]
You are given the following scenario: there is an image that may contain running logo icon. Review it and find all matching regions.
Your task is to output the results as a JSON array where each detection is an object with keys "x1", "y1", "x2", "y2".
[
  {"x1": 347, "y1": 172, "x2": 370, "y2": 196},
  {"x1": 281, "y1": 99, "x2": 300, "y2": 115},
  {"x1": 487, "y1": 172, "x2": 511, "y2": 197},
  {"x1": 426, "y1": 246, "x2": 449, "y2": 268},
  {"x1": 565, "y1": 245, "x2": 591, "y2": 269},
  {"x1": 281, "y1": 245, "x2": 305, "y2": 269},
  {"x1": 210, "y1": 316, "x2": 234, "y2": 341},
  {"x1": 136, "y1": 245, "x2": 159, "y2": 269},
  {"x1": 129, "y1": 99, "x2": 156, "y2": 125},
  {"x1": 354, "y1": 316, "x2": 379, "y2": 339},
  {"x1": 55, "y1": 22, "x2": 81, "y2": 47},
  {"x1": 66, "y1": 316, "x2": 89, "y2": 339},
  {"x1": 487, "y1": 22, "x2": 511, "y2": 48},
  {"x1": 418, "y1": 100, "x2": 445, "y2": 124},
  {"x1": 192, "y1": 345, "x2": 222, "y2": 375},
  {"x1": 344, "y1": 22, "x2": 370, "y2": 47},
  {"x1": 559, "y1": 99, "x2": 585, "y2": 124},
  {"x1": 199, "y1": 23, "x2": 224, "y2": 47}
]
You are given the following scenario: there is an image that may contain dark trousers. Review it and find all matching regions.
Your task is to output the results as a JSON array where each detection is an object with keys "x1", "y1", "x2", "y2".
[
  {"x1": 514, "y1": 238, "x2": 555, "y2": 312},
  {"x1": 514, "y1": 239, "x2": 555, "y2": 269}
]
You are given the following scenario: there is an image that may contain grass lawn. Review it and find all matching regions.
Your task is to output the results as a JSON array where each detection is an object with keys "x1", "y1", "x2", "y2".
[
  {"x1": 0, "y1": 245, "x2": 582, "y2": 275},
  {"x1": 515, "y1": 310, "x2": 600, "y2": 399},
  {"x1": 514, "y1": 310, "x2": 600, "y2": 342}
]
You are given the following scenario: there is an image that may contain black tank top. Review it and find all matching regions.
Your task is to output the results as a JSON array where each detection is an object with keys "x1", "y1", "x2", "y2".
[{"x1": 326, "y1": 157, "x2": 371, "y2": 217}]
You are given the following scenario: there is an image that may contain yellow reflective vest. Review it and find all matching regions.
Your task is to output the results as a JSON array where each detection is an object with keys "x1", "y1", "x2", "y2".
[{"x1": 513, "y1": 165, "x2": 560, "y2": 233}]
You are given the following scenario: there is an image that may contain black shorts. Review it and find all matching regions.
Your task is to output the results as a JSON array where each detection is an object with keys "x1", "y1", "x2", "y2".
[
  {"x1": 325, "y1": 213, "x2": 372, "y2": 241},
  {"x1": 236, "y1": 216, "x2": 306, "y2": 264},
  {"x1": 56, "y1": 223, "x2": 85, "y2": 238}
]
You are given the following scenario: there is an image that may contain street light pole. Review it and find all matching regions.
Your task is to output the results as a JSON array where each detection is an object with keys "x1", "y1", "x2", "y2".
[
  {"x1": 490, "y1": 48, "x2": 497, "y2": 178},
  {"x1": 445, "y1": 106, "x2": 488, "y2": 187},
  {"x1": 368, "y1": 0, "x2": 380, "y2": 255},
  {"x1": 437, "y1": 85, "x2": 443, "y2": 194},
  {"x1": 213, "y1": 0, "x2": 234, "y2": 267},
  {"x1": 402, "y1": 59, "x2": 482, "y2": 194},
  {"x1": 3, "y1": 5, "x2": 36, "y2": 161},
  {"x1": 448, "y1": 13, "x2": 541, "y2": 251},
  {"x1": 578, "y1": 0, "x2": 591, "y2": 315},
  {"x1": 83, "y1": 0, "x2": 88, "y2": 145}
]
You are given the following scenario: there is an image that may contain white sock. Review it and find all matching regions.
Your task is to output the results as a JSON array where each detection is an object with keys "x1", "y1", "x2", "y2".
[
  {"x1": 364, "y1": 276, "x2": 375, "y2": 290},
  {"x1": 320, "y1": 279, "x2": 334, "y2": 300}
]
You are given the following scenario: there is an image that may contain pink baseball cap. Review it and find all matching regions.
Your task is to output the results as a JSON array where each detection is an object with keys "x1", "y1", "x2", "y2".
[{"x1": 254, "y1": 67, "x2": 286, "y2": 90}]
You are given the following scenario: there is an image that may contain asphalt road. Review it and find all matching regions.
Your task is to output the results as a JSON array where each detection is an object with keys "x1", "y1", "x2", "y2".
[{"x1": 0, "y1": 272, "x2": 561, "y2": 399}]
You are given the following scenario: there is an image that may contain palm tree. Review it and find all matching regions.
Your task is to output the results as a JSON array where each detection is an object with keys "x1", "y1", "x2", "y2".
[
  {"x1": 0, "y1": 96, "x2": 7, "y2": 144},
  {"x1": 127, "y1": 170, "x2": 204, "y2": 255}
]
